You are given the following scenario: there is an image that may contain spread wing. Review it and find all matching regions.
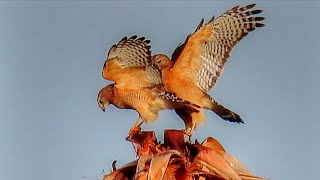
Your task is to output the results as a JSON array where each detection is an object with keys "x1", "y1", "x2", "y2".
[
  {"x1": 102, "y1": 35, "x2": 161, "y2": 88},
  {"x1": 171, "y1": 4, "x2": 264, "y2": 92}
]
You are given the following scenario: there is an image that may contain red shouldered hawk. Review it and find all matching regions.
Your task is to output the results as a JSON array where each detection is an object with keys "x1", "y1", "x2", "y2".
[
  {"x1": 152, "y1": 4, "x2": 265, "y2": 135},
  {"x1": 97, "y1": 36, "x2": 199, "y2": 137}
]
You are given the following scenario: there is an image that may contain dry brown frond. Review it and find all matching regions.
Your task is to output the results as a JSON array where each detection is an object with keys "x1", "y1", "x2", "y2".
[{"x1": 104, "y1": 130, "x2": 267, "y2": 180}]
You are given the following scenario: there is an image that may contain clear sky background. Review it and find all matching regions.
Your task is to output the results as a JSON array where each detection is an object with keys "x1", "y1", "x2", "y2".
[{"x1": 1, "y1": 1, "x2": 319, "y2": 180}]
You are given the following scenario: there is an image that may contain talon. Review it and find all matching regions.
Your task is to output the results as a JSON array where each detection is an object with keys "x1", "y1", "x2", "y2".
[
  {"x1": 125, "y1": 135, "x2": 132, "y2": 141},
  {"x1": 126, "y1": 126, "x2": 141, "y2": 141},
  {"x1": 184, "y1": 129, "x2": 193, "y2": 143},
  {"x1": 184, "y1": 130, "x2": 192, "y2": 137},
  {"x1": 129, "y1": 126, "x2": 141, "y2": 135}
]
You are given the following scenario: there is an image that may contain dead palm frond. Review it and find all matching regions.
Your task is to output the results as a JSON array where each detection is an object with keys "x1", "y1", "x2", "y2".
[{"x1": 104, "y1": 130, "x2": 267, "y2": 180}]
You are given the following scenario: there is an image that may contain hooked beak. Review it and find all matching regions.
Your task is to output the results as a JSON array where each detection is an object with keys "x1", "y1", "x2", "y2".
[{"x1": 98, "y1": 101, "x2": 109, "y2": 112}]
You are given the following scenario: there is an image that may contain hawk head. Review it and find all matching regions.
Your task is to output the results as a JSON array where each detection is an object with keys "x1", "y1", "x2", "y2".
[
  {"x1": 152, "y1": 54, "x2": 172, "y2": 70},
  {"x1": 97, "y1": 84, "x2": 114, "y2": 112}
]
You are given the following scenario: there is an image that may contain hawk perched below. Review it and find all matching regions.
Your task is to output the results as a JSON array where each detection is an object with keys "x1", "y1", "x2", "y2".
[
  {"x1": 97, "y1": 36, "x2": 199, "y2": 136},
  {"x1": 152, "y1": 4, "x2": 265, "y2": 135}
]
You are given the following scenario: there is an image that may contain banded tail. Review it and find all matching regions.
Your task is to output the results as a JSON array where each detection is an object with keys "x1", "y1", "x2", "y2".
[
  {"x1": 157, "y1": 91, "x2": 201, "y2": 112},
  {"x1": 209, "y1": 96, "x2": 244, "y2": 123}
]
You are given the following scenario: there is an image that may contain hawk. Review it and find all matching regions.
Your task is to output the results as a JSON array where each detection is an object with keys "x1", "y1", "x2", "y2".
[
  {"x1": 152, "y1": 4, "x2": 265, "y2": 135},
  {"x1": 97, "y1": 36, "x2": 199, "y2": 136}
]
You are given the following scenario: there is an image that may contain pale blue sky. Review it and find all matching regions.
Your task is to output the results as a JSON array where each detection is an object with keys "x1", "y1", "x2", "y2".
[{"x1": 1, "y1": 1, "x2": 319, "y2": 180}]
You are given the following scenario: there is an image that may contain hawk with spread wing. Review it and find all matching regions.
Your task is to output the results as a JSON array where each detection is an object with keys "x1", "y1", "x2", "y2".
[
  {"x1": 97, "y1": 36, "x2": 199, "y2": 137},
  {"x1": 98, "y1": 4, "x2": 264, "y2": 137},
  {"x1": 152, "y1": 4, "x2": 265, "y2": 135}
]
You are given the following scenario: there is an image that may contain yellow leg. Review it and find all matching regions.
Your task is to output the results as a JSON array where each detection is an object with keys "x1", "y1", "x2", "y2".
[
  {"x1": 184, "y1": 128, "x2": 192, "y2": 137},
  {"x1": 184, "y1": 122, "x2": 196, "y2": 143},
  {"x1": 127, "y1": 117, "x2": 144, "y2": 139}
]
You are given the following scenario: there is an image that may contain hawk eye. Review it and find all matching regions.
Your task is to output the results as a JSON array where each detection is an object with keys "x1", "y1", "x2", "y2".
[
  {"x1": 157, "y1": 60, "x2": 162, "y2": 64},
  {"x1": 99, "y1": 100, "x2": 103, "y2": 104}
]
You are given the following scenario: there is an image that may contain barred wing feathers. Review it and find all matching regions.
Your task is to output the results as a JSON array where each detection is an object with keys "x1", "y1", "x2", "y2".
[
  {"x1": 171, "y1": 4, "x2": 265, "y2": 92},
  {"x1": 102, "y1": 35, "x2": 161, "y2": 88}
]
